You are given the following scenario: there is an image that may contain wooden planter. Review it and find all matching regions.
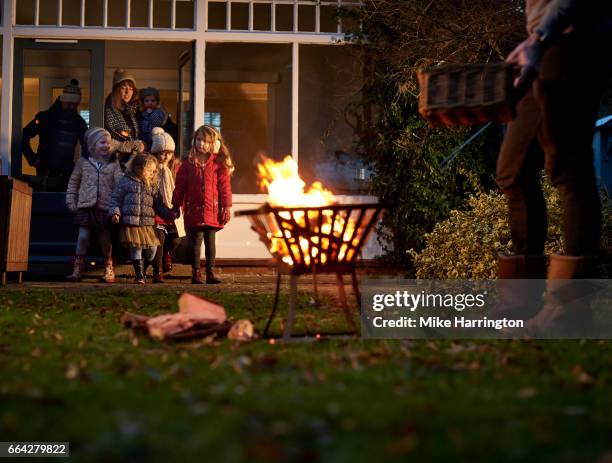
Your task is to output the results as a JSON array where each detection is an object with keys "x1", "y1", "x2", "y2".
[
  {"x1": 0, "y1": 177, "x2": 33, "y2": 284},
  {"x1": 418, "y1": 62, "x2": 516, "y2": 126}
]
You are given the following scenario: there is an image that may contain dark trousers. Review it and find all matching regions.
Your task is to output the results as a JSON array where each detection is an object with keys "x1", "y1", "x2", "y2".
[
  {"x1": 496, "y1": 76, "x2": 608, "y2": 256},
  {"x1": 187, "y1": 226, "x2": 217, "y2": 271},
  {"x1": 153, "y1": 226, "x2": 181, "y2": 272}
]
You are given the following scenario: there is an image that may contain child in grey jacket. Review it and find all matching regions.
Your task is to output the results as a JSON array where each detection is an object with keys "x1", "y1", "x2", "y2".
[{"x1": 109, "y1": 154, "x2": 175, "y2": 283}]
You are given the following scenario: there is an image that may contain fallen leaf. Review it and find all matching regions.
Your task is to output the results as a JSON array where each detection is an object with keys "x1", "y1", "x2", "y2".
[
  {"x1": 572, "y1": 364, "x2": 594, "y2": 386},
  {"x1": 31, "y1": 347, "x2": 41, "y2": 357},
  {"x1": 65, "y1": 364, "x2": 79, "y2": 380},
  {"x1": 427, "y1": 341, "x2": 439, "y2": 351},
  {"x1": 518, "y1": 387, "x2": 536, "y2": 399}
]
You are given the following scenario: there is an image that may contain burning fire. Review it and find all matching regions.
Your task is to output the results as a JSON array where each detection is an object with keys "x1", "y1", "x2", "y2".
[
  {"x1": 256, "y1": 156, "x2": 358, "y2": 266},
  {"x1": 257, "y1": 155, "x2": 335, "y2": 207}
]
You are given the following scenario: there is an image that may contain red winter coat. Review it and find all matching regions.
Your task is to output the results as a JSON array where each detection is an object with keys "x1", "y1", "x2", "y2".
[{"x1": 172, "y1": 154, "x2": 232, "y2": 229}]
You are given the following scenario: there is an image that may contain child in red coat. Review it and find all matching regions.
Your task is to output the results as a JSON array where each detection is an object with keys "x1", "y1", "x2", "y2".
[{"x1": 172, "y1": 125, "x2": 234, "y2": 284}]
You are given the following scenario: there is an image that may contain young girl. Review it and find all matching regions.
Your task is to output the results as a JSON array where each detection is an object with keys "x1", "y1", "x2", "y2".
[
  {"x1": 109, "y1": 154, "x2": 174, "y2": 284},
  {"x1": 172, "y1": 125, "x2": 234, "y2": 284},
  {"x1": 66, "y1": 127, "x2": 123, "y2": 282},
  {"x1": 139, "y1": 87, "x2": 168, "y2": 151},
  {"x1": 150, "y1": 127, "x2": 182, "y2": 283}
]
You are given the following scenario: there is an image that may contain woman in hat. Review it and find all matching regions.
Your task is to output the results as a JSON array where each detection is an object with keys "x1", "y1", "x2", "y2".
[{"x1": 104, "y1": 69, "x2": 145, "y2": 165}]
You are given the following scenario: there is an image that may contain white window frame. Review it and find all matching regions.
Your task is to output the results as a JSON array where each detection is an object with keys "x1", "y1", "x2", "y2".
[{"x1": 0, "y1": 0, "x2": 363, "y2": 201}]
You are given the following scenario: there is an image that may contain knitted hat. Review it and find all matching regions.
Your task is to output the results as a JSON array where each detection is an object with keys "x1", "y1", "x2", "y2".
[
  {"x1": 150, "y1": 127, "x2": 175, "y2": 153},
  {"x1": 112, "y1": 68, "x2": 136, "y2": 89},
  {"x1": 139, "y1": 87, "x2": 160, "y2": 102},
  {"x1": 60, "y1": 79, "x2": 81, "y2": 103},
  {"x1": 85, "y1": 127, "x2": 111, "y2": 155}
]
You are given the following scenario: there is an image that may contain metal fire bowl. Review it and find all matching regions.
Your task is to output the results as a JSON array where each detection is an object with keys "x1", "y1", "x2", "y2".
[{"x1": 235, "y1": 203, "x2": 384, "y2": 275}]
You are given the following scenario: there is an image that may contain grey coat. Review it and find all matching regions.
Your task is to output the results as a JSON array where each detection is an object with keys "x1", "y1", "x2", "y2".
[{"x1": 109, "y1": 173, "x2": 173, "y2": 226}]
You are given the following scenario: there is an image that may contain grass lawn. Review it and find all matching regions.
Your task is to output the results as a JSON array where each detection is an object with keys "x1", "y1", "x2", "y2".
[{"x1": 1, "y1": 286, "x2": 611, "y2": 462}]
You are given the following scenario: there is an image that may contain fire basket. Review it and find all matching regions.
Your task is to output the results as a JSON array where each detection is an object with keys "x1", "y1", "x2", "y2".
[{"x1": 236, "y1": 203, "x2": 384, "y2": 338}]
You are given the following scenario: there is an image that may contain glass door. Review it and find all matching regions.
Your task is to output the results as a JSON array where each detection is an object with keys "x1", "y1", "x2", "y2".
[
  {"x1": 178, "y1": 45, "x2": 194, "y2": 159},
  {"x1": 11, "y1": 39, "x2": 105, "y2": 190}
]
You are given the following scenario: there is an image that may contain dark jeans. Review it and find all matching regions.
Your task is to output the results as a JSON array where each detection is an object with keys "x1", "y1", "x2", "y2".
[
  {"x1": 187, "y1": 226, "x2": 217, "y2": 271},
  {"x1": 496, "y1": 75, "x2": 608, "y2": 256},
  {"x1": 153, "y1": 226, "x2": 181, "y2": 272}
]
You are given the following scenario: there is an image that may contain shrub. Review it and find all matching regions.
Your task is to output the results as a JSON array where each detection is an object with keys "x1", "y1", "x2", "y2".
[{"x1": 408, "y1": 182, "x2": 576, "y2": 279}]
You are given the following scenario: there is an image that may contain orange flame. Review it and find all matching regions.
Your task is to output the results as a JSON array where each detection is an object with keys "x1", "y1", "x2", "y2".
[
  {"x1": 257, "y1": 155, "x2": 336, "y2": 207},
  {"x1": 256, "y1": 155, "x2": 358, "y2": 266}
]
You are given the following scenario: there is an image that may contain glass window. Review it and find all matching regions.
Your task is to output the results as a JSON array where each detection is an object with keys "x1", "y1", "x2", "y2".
[
  {"x1": 320, "y1": 4, "x2": 339, "y2": 33},
  {"x1": 253, "y1": 3, "x2": 271, "y2": 31},
  {"x1": 231, "y1": 2, "x2": 249, "y2": 30},
  {"x1": 275, "y1": 4, "x2": 293, "y2": 31},
  {"x1": 205, "y1": 43, "x2": 292, "y2": 194},
  {"x1": 153, "y1": 0, "x2": 173, "y2": 28},
  {"x1": 85, "y1": 0, "x2": 104, "y2": 26},
  {"x1": 108, "y1": 0, "x2": 128, "y2": 27},
  {"x1": 63, "y1": 0, "x2": 82, "y2": 26},
  {"x1": 208, "y1": 2, "x2": 227, "y2": 29},
  {"x1": 298, "y1": 4, "x2": 316, "y2": 32},
  {"x1": 205, "y1": 112, "x2": 222, "y2": 132},
  {"x1": 175, "y1": 0, "x2": 195, "y2": 28},
  {"x1": 298, "y1": 45, "x2": 367, "y2": 195},
  {"x1": 131, "y1": 0, "x2": 150, "y2": 27},
  {"x1": 39, "y1": 0, "x2": 59, "y2": 25},
  {"x1": 16, "y1": 0, "x2": 36, "y2": 25},
  {"x1": 79, "y1": 110, "x2": 91, "y2": 126}
]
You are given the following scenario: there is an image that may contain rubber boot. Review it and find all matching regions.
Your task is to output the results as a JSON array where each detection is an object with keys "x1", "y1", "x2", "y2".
[
  {"x1": 152, "y1": 264, "x2": 164, "y2": 284},
  {"x1": 526, "y1": 254, "x2": 596, "y2": 337},
  {"x1": 99, "y1": 257, "x2": 115, "y2": 283},
  {"x1": 133, "y1": 259, "x2": 145, "y2": 284},
  {"x1": 493, "y1": 254, "x2": 546, "y2": 319},
  {"x1": 192, "y1": 267, "x2": 204, "y2": 284},
  {"x1": 66, "y1": 255, "x2": 85, "y2": 282},
  {"x1": 143, "y1": 259, "x2": 151, "y2": 279},
  {"x1": 206, "y1": 266, "x2": 222, "y2": 285}
]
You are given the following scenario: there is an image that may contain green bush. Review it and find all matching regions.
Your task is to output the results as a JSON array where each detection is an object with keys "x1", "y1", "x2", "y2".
[{"x1": 407, "y1": 182, "x2": 612, "y2": 279}]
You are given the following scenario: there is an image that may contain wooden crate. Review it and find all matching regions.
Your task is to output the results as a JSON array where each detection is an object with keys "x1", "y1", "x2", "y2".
[
  {"x1": 418, "y1": 62, "x2": 516, "y2": 127},
  {"x1": 0, "y1": 177, "x2": 33, "y2": 284}
]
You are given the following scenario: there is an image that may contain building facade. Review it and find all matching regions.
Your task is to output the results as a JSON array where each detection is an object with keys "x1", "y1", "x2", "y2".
[{"x1": 0, "y1": 0, "x2": 380, "y2": 261}]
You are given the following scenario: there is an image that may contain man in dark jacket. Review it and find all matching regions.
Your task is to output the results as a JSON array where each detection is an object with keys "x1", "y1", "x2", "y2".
[{"x1": 22, "y1": 78, "x2": 88, "y2": 191}]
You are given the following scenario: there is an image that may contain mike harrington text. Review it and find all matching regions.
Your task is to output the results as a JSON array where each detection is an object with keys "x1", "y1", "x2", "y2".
[{"x1": 371, "y1": 316, "x2": 524, "y2": 330}]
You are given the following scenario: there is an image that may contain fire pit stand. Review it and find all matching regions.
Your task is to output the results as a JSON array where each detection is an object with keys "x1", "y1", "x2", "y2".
[{"x1": 236, "y1": 203, "x2": 384, "y2": 338}]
